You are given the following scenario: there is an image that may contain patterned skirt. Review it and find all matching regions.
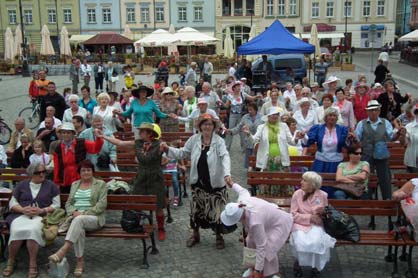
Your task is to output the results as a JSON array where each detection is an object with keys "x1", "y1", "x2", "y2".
[
  {"x1": 258, "y1": 156, "x2": 292, "y2": 198},
  {"x1": 190, "y1": 181, "x2": 236, "y2": 234}
]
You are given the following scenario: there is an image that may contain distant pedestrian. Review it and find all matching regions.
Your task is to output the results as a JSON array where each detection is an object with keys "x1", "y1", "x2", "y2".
[
  {"x1": 69, "y1": 58, "x2": 80, "y2": 94},
  {"x1": 80, "y1": 59, "x2": 92, "y2": 87},
  {"x1": 93, "y1": 61, "x2": 105, "y2": 94},
  {"x1": 315, "y1": 57, "x2": 330, "y2": 87},
  {"x1": 185, "y1": 62, "x2": 197, "y2": 87}
]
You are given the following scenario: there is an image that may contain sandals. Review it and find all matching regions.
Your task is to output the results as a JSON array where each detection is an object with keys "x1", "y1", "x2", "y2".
[
  {"x1": 28, "y1": 266, "x2": 38, "y2": 278},
  {"x1": 74, "y1": 261, "x2": 84, "y2": 277},
  {"x1": 215, "y1": 237, "x2": 225, "y2": 250},
  {"x1": 2, "y1": 260, "x2": 16, "y2": 277},
  {"x1": 186, "y1": 233, "x2": 200, "y2": 247}
]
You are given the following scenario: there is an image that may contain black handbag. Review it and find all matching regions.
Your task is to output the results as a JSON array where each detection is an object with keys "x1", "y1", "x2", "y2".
[
  {"x1": 120, "y1": 210, "x2": 150, "y2": 233},
  {"x1": 96, "y1": 154, "x2": 111, "y2": 169},
  {"x1": 321, "y1": 205, "x2": 360, "y2": 242}
]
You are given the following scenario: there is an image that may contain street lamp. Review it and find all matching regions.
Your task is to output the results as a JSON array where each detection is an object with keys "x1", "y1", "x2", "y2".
[{"x1": 18, "y1": 0, "x2": 30, "y2": 77}]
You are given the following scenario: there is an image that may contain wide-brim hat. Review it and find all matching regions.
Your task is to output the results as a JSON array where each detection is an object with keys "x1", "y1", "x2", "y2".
[
  {"x1": 196, "y1": 113, "x2": 220, "y2": 131},
  {"x1": 161, "y1": 87, "x2": 175, "y2": 95},
  {"x1": 221, "y1": 202, "x2": 244, "y2": 226},
  {"x1": 323, "y1": 76, "x2": 341, "y2": 88},
  {"x1": 138, "y1": 122, "x2": 161, "y2": 139},
  {"x1": 132, "y1": 86, "x2": 153, "y2": 98},
  {"x1": 59, "y1": 122, "x2": 76, "y2": 133},
  {"x1": 365, "y1": 100, "x2": 382, "y2": 110},
  {"x1": 355, "y1": 82, "x2": 370, "y2": 91},
  {"x1": 372, "y1": 83, "x2": 383, "y2": 89},
  {"x1": 262, "y1": 106, "x2": 283, "y2": 122}
]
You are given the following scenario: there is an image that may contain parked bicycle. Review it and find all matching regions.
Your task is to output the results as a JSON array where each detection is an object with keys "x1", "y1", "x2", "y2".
[
  {"x1": 19, "y1": 98, "x2": 41, "y2": 130},
  {"x1": 0, "y1": 110, "x2": 12, "y2": 145}
]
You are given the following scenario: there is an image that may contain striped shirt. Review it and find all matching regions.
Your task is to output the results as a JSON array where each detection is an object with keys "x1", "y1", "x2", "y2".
[{"x1": 73, "y1": 188, "x2": 92, "y2": 212}]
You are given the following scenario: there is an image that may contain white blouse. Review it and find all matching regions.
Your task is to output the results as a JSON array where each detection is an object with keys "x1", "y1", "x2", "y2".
[
  {"x1": 29, "y1": 153, "x2": 50, "y2": 165},
  {"x1": 62, "y1": 107, "x2": 88, "y2": 124},
  {"x1": 293, "y1": 109, "x2": 318, "y2": 133},
  {"x1": 93, "y1": 105, "x2": 120, "y2": 134}
]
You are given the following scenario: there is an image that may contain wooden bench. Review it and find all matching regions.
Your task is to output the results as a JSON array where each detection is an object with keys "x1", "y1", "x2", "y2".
[
  {"x1": 0, "y1": 169, "x2": 180, "y2": 222},
  {"x1": 0, "y1": 192, "x2": 159, "y2": 269}
]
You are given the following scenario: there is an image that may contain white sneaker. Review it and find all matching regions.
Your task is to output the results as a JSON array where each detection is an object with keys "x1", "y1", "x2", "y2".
[
  {"x1": 271, "y1": 275, "x2": 281, "y2": 278},
  {"x1": 242, "y1": 268, "x2": 252, "y2": 278}
]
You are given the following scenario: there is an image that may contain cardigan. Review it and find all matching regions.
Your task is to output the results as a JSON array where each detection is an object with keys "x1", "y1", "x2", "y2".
[
  {"x1": 121, "y1": 99, "x2": 167, "y2": 127},
  {"x1": 305, "y1": 124, "x2": 349, "y2": 153},
  {"x1": 65, "y1": 178, "x2": 108, "y2": 227},
  {"x1": 168, "y1": 133, "x2": 231, "y2": 188}
]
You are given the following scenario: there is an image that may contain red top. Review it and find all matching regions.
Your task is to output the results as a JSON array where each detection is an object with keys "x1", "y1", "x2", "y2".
[
  {"x1": 53, "y1": 137, "x2": 104, "y2": 187},
  {"x1": 353, "y1": 93, "x2": 371, "y2": 122},
  {"x1": 28, "y1": 80, "x2": 39, "y2": 98}
]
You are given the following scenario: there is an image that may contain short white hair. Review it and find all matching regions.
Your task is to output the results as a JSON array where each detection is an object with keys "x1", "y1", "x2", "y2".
[
  {"x1": 302, "y1": 171, "x2": 322, "y2": 190},
  {"x1": 69, "y1": 94, "x2": 79, "y2": 102},
  {"x1": 185, "y1": 86, "x2": 195, "y2": 94},
  {"x1": 97, "y1": 92, "x2": 111, "y2": 102}
]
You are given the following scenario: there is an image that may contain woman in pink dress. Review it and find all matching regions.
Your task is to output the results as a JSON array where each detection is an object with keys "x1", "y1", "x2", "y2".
[
  {"x1": 289, "y1": 171, "x2": 336, "y2": 278},
  {"x1": 221, "y1": 182, "x2": 293, "y2": 278}
]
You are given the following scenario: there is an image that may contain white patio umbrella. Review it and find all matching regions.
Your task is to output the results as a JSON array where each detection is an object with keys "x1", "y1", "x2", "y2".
[
  {"x1": 14, "y1": 25, "x2": 23, "y2": 57},
  {"x1": 173, "y1": 27, "x2": 219, "y2": 45},
  {"x1": 4, "y1": 27, "x2": 15, "y2": 62},
  {"x1": 223, "y1": 27, "x2": 234, "y2": 58},
  {"x1": 167, "y1": 24, "x2": 178, "y2": 56},
  {"x1": 122, "y1": 25, "x2": 133, "y2": 40},
  {"x1": 135, "y1": 29, "x2": 179, "y2": 48},
  {"x1": 60, "y1": 26, "x2": 71, "y2": 56},
  {"x1": 310, "y1": 24, "x2": 321, "y2": 59},
  {"x1": 246, "y1": 24, "x2": 258, "y2": 61},
  {"x1": 40, "y1": 25, "x2": 55, "y2": 55},
  {"x1": 399, "y1": 29, "x2": 418, "y2": 42}
]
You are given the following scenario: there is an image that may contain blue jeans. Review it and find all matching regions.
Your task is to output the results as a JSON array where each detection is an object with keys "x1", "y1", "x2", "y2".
[{"x1": 167, "y1": 171, "x2": 179, "y2": 197}]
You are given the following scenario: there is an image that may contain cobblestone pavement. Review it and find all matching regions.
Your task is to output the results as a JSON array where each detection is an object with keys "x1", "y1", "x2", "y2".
[{"x1": 0, "y1": 58, "x2": 417, "y2": 277}]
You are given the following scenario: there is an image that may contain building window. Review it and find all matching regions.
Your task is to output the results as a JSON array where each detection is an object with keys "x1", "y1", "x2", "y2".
[
  {"x1": 194, "y1": 7, "x2": 203, "y2": 21},
  {"x1": 8, "y1": 10, "x2": 17, "y2": 24},
  {"x1": 246, "y1": 0, "x2": 254, "y2": 16},
  {"x1": 377, "y1": 0, "x2": 385, "y2": 16},
  {"x1": 266, "y1": 0, "x2": 273, "y2": 16},
  {"x1": 155, "y1": 7, "x2": 164, "y2": 22},
  {"x1": 363, "y1": 1, "x2": 370, "y2": 17},
  {"x1": 223, "y1": 0, "x2": 231, "y2": 16},
  {"x1": 344, "y1": 1, "x2": 352, "y2": 17},
  {"x1": 47, "y1": 9, "x2": 56, "y2": 24},
  {"x1": 63, "y1": 9, "x2": 72, "y2": 23},
  {"x1": 234, "y1": 0, "x2": 242, "y2": 16},
  {"x1": 178, "y1": 7, "x2": 187, "y2": 21},
  {"x1": 102, "y1": 8, "x2": 111, "y2": 23},
  {"x1": 126, "y1": 7, "x2": 135, "y2": 23},
  {"x1": 289, "y1": 0, "x2": 297, "y2": 16},
  {"x1": 140, "y1": 7, "x2": 150, "y2": 22},
  {"x1": 326, "y1": 1, "x2": 334, "y2": 17},
  {"x1": 278, "y1": 0, "x2": 285, "y2": 16},
  {"x1": 87, "y1": 9, "x2": 96, "y2": 23},
  {"x1": 311, "y1": 2, "x2": 319, "y2": 18},
  {"x1": 223, "y1": 25, "x2": 251, "y2": 49},
  {"x1": 24, "y1": 9, "x2": 33, "y2": 24}
]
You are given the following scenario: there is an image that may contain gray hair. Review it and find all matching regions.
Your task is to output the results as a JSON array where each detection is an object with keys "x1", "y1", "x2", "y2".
[
  {"x1": 68, "y1": 94, "x2": 79, "y2": 102},
  {"x1": 302, "y1": 171, "x2": 322, "y2": 190},
  {"x1": 97, "y1": 92, "x2": 110, "y2": 102},
  {"x1": 294, "y1": 84, "x2": 302, "y2": 90},
  {"x1": 302, "y1": 87, "x2": 311, "y2": 95},
  {"x1": 92, "y1": 114, "x2": 104, "y2": 122},
  {"x1": 323, "y1": 107, "x2": 339, "y2": 121},
  {"x1": 202, "y1": 82, "x2": 211, "y2": 89},
  {"x1": 184, "y1": 86, "x2": 196, "y2": 94},
  {"x1": 27, "y1": 162, "x2": 45, "y2": 176}
]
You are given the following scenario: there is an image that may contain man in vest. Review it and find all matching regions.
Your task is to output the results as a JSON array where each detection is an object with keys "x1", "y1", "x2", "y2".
[
  {"x1": 35, "y1": 70, "x2": 50, "y2": 97},
  {"x1": 354, "y1": 100, "x2": 403, "y2": 200},
  {"x1": 53, "y1": 122, "x2": 103, "y2": 193}
]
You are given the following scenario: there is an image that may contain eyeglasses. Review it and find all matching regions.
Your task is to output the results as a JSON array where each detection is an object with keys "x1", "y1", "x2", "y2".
[
  {"x1": 33, "y1": 170, "x2": 46, "y2": 175},
  {"x1": 352, "y1": 151, "x2": 362, "y2": 155}
]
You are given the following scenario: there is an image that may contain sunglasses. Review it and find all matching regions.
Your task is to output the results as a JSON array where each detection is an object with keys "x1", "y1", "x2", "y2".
[
  {"x1": 34, "y1": 170, "x2": 46, "y2": 175},
  {"x1": 352, "y1": 151, "x2": 362, "y2": 155}
]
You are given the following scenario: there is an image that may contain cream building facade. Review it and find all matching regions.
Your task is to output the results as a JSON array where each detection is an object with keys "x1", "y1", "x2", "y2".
[
  {"x1": 120, "y1": 0, "x2": 170, "y2": 39},
  {"x1": 301, "y1": 0, "x2": 397, "y2": 49}
]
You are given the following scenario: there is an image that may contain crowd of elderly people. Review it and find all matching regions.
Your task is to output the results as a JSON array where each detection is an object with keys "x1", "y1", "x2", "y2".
[{"x1": 1, "y1": 57, "x2": 416, "y2": 278}]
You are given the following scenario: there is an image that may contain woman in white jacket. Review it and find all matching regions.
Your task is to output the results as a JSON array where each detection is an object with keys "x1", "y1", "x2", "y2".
[
  {"x1": 161, "y1": 113, "x2": 234, "y2": 250},
  {"x1": 243, "y1": 107, "x2": 303, "y2": 196}
]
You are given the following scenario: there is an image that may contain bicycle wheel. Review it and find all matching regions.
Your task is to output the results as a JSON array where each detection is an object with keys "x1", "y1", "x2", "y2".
[
  {"x1": 19, "y1": 106, "x2": 40, "y2": 129},
  {"x1": 0, "y1": 122, "x2": 12, "y2": 145}
]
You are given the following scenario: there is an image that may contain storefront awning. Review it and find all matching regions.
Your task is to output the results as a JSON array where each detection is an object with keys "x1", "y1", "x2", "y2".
[
  {"x1": 297, "y1": 33, "x2": 345, "y2": 39},
  {"x1": 69, "y1": 34, "x2": 95, "y2": 44}
]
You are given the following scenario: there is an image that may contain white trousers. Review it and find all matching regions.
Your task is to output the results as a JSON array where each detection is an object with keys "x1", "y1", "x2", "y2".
[{"x1": 65, "y1": 215, "x2": 101, "y2": 258}]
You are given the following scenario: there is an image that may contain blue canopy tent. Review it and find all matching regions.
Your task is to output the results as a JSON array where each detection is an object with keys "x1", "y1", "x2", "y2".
[{"x1": 238, "y1": 20, "x2": 315, "y2": 55}]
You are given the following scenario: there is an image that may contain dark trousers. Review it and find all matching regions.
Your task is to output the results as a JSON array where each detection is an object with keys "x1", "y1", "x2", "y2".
[
  {"x1": 364, "y1": 155, "x2": 392, "y2": 200},
  {"x1": 95, "y1": 73, "x2": 104, "y2": 91}
]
